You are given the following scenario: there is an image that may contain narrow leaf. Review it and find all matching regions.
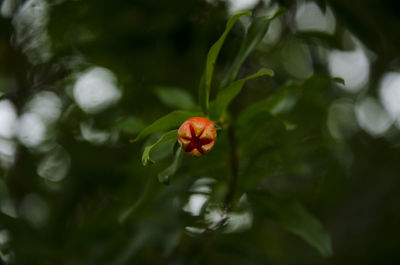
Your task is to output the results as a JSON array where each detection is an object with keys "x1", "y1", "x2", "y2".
[
  {"x1": 209, "y1": 68, "x2": 274, "y2": 120},
  {"x1": 295, "y1": 31, "x2": 346, "y2": 50},
  {"x1": 222, "y1": 8, "x2": 285, "y2": 87},
  {"x1": 155, "y1": 86, "x2": 195, "y2": 109},
  {"x1": 133, "y1": 110, "x2": 203, "y2": 142},
  {"x1": 117, "y1": 117, "x2": 146, "y2": 135},
  {"x1": 237, "y1": 74, "x2": 343, "y2": 126},
  {"x1": 158, "y1": 148, "x2": 183, "y2": 184},
  {"x1": 199, "y1": 10, "x2": 252, "y2": 113},
  {"x1": 249, "y1": 192, "x2": 333, "y2": 257},
  {"x1": 237, "y1": 85, "x2": 296, "y2": 126},
  {"x1": 142, "y1": 130, "x2": 178, "y2": 166},
  {"x1": 237, "y1": 89, "x2": 286, "y2": 126}
]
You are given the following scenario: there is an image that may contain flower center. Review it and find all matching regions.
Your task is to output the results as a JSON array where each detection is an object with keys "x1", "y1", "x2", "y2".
[{"x1": 182, "y1": 124, "x2": 213, "y2": 154}]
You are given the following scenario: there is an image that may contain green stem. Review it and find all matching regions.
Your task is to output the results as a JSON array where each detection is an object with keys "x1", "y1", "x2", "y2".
[{"x1": 118, "y1": 177, "x2": 155, "y2": 224}]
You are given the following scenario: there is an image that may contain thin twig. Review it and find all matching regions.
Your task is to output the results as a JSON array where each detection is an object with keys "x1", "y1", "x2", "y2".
[{"x1": 118, "y1": 177, "x2": 155, "y2": 224}]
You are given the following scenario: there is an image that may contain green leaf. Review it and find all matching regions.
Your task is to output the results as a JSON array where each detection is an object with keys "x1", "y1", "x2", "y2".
[
  {"x1": 237, "y1": 86, "x2": 289, "y2": 126},
  {"x1": 221, "y1": 8, "x2": 285, "y2": 88},
  {"x1": 295, "y1": 31, "x2": 346, "y2": 50},
  {"x1": 155, "y1": 86, "x2": 195, "y2": 109},
  {"x1": 199, "y1": 10, "x2": 252, "y2": 113},
  {"x1": 237, "y1": 74, "x2": 343, "y2": 127},
  {"x1": 302, "y1": 74, "x2": 339, "y2": 91},
  {"x1": 117, "y1": 117, "x2": 146, "y2": 135},
  {"x1": 209, "y1": 68, "x2": 274, "y2": 120},
  {"x1": 158, "y1": 148, "x2": 183, "y2": 184},
  {"x1": 133, "y1": 110, "x2": 203, "y2": 142},
  {"x1": 249, "y1": 192, "x2": 333, "y2": 257},
  {"x1": 142, "y1": 130, "x2": 178, "y2": 166}
]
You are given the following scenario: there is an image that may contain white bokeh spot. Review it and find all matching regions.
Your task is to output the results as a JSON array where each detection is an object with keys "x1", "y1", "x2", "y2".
[
  {"x1": 73, "y1": 67, "x2": 122, "y2": 114},
  {"x1": 295, "y1": 2, "x2": 336, "y2": 34},
  {"x1": 355, "y1": 97, "x2": 392, "y2": 137},
  {"x1": 16, "y1": 113, "x2": 47, "y2": 148},
  {"x1": 328, "y1": 38, "x2": 370, "y2": 93},
  {"x1": 379, "y1": 72, "x2": 400, "y2": 128}
]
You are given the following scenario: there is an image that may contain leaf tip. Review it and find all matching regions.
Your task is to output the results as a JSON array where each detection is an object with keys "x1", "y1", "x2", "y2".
[
  {"x1": 333, "y1": 77, "x2": 345, "y2": 85},
  {"x1": 131, "y1": 135, "x2": 142, "y2": 143},
  {"x1": 268, "y1": 69, "x2": 275, "y2": 77},
  {"x1": 259, "y1": 68, "x2": 275, "y2": 77},
  {"x1": 235, "y1": 10, "x2": 252, "y2": 17}
]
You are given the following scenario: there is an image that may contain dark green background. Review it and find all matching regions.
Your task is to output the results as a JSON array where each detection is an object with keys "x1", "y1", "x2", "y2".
[{"x1": 0, "y1": 0, "x2": 400, "y2": 264}]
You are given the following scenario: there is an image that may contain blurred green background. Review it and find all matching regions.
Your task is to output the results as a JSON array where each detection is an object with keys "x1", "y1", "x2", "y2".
[{"x1": 0, "y1": 0, "x2": 400, "y2": 264}]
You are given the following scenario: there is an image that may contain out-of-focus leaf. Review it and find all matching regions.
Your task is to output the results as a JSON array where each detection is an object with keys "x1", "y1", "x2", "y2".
[
  {"x1": 237, "y1": 74, "x2": 342, "y2": 128},
  {"x1": 295, "y1": 31, "x2": 347, "y2": 50},
  {"x1": 142, "y1": 130, "x2": 178, "y2": 166},
  {"x1": 237, "y1": 86, "x2": 290, "y2": 126},
  {"x1": 300, "y1": 75, "x2": 345, "y2": 107},
  {"x1": 332, "y1": 77, "x2": 345, "y2": 85},
  {"x1": 222, "y1": 8, "x2": 285, "y2": 87},
  {"x1": 133, "y1": 110, "x2": 203, "y2": 142},
  {"x1": 117, "y1": 117, "x2": 146, "y2": 134},
  {"x1": 113, "y1": 223, "x2": 159, "y2": 265},
  {"x1": 199, "y1": 10, "x2": 252, "y2": 113},
  {"x1": 155, "y1": 86, "x2": 195, "y2": 109},
  {"x1": 316, "y1": 0, "x2": 327, "y2": 13},
  {"x1": 158, "y1": 148, "x2": 183, "y2": 184},
  {"x1": 249, "y1": 192, "x2": 333, "y2": 257},
  {"x1": 303, "y1": 74, "x2": 342, "y2": 87},
  {"x1": 209, "y1": 68, "x2": 274, "y2": 120},
  {"x1": 280, "y1": 119, "x2": 297, "y2": 130}
]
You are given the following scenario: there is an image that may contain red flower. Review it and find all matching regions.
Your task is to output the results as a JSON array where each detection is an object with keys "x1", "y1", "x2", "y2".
[{"x1": 177, "y1": 117, "x2": 217, "y2": 156}]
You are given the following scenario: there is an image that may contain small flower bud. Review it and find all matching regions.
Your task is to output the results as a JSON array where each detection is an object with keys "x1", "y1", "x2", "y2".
[{"x1": 177, "y1": 117, "x2": 217, "y2": 156}]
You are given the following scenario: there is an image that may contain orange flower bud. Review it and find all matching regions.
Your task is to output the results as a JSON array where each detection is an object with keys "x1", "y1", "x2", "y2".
[{"x1": 177, "y1": 117, "x2": 217, "y2": 156}]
